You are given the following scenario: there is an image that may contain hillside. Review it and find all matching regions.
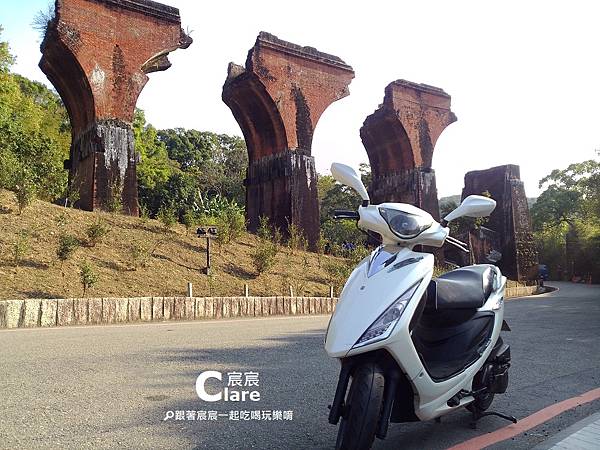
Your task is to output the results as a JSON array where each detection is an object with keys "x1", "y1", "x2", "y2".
[{"x1": 0, "y1": 190, "x2": 342, "y2": 300}]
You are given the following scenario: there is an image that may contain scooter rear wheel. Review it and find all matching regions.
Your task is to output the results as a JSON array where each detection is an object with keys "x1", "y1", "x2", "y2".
[{"x1": 335, "y1": 362, "x2": 385, "y2": 450}]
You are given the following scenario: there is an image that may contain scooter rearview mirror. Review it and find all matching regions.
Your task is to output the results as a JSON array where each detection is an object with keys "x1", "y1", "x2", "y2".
[
  {"x1": 444, "y1": 195, "x2": 496, "y2": 222},
  {"x1": 331, "y1": 163, "x2": 370, "y2": 203}
]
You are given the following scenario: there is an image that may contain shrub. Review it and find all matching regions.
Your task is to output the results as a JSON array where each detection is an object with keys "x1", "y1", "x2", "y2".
[
  {"x1": 105, "y1": 179, "x2": 123, "y2": 213},
  {"x1": 287, "y1": 220, "x2": 307, "y2": 254},
  {"x1": 79, "y1": 261, "x2": 99, "y2": 297},
  {"x1": 197, "y1": 198, "x2": 245, "y2": 245},
  {"x1": 139, "y1": 203, "x2": 150, "y2": 224},
  {"x1": 182, "y1": 209, "x2": 197, "y2": 234},
  {"x1": 54, "y1": 212, "x2": 68, "y2": 228},
  {"x1": 12, "y1": 229, "x2": 29, "y2": 266},
  {"x1": 316, "y1": 231, "x2": 327, "y2": 268},
  {"x1": 57, "y1": 234, "x2": 80, "y2": 265},
  {"x1": 128, "y1": 241, "x2": 150, "y2": 270},
  {"x1": 157, "y1": 205, "x2": 177, "y2": 231},
  {"x1": 251, "y1": 216, "x2": 279, "y2": 275},
  {"x1": 14, "y1": 173, "x2": 36, "y2": 215},
  {"x1": 85, "y1": 218, "x2": 110, "y2": 247}
]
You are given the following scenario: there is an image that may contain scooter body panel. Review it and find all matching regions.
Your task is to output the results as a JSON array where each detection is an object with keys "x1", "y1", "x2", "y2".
[{"x1": 324, "y1": 246, "x2": 434, "y2": 362}]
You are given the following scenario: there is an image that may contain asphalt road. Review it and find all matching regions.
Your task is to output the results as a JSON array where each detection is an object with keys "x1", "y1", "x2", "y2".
[{"x1": 0, "y1": 281, "x2": 598, "y2": 449}]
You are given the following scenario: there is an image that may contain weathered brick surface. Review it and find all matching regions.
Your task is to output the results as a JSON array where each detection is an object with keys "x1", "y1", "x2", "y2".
[
  {"x1": 39, "y1": 0, "x2": 191, "y2": 215},
  {"x1": 223, "y1": 32, "x2": 354, "y2": 246},
  {"x1": 361, "y1": 80, "x2": 457, "y2": 220},
  {"x1": 461, "y1": 165, "x2": 539, "y2": 281}
]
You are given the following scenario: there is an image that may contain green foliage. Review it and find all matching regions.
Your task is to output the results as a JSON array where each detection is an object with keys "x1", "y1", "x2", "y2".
[
  {"x1": 79, "y1": 261, "x2": 99, "y2": 297},
  {"x1": 13, "y1": 169, "x2": 36, "y2": 214},
  {"x1": 56, "y1": 234, "x2": 79, "y2": 263},
  {"x1": 316, "y1": 231, "x2": 327, "y2": 268},
  {"x1": 85, "y1": 218, "x2": 110, "y2": 247},
  {"x1": 0, "y1": 30, "x2": 70, "y2": 202},
  {"x1": 532, "y1": 158, "x2": 600, "y2": 282},
  {"x1": 128, "y1": 241, "x2": 150, "y2": 270},
  {"x1": 251, "y1": 216, "x2": 279, "y2": 275},
  {"x1": 12, "y1": 229, "x2": 29, "y2": 266},
  {"x1": 157, "y1": 205, "x2": 177, "y2": 231},
  {"x1": 182, "y1": 209, "x2": 196, "y2": 234},
  {"x1": 211, "y1": 203, "x2": 245, "y2": 245},
  {"x1": 286, "y1": 220, "x2": 308, "y2": 254},
  {"x1": 322, "y1": 219, "x2": 365, "y2": 247},
  {"x1": 105, "y1": 179, "x2": 123, "y2": 213}
]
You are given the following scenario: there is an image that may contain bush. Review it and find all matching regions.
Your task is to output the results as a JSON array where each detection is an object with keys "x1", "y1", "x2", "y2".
[
  {"x1": 287, "y1": 220, "x2": 307, "y2": 254},
  {"x1": 79, "y1": 261, "x2": 99, "y2": 297},
  {"x1": 12, "y1": 229, "x2": 29, "y2": 266},
  {"x1": 85, "y1": 218, "x2": 110, "y2": 247},
  {"x1": 128, "y1": 241, "x2": 150, "y2": 270},
  {"x1": 57, "y1": 234, "x2": 79, "y2": 264},
  {"x1": 251, "y1": 216, "x2": 279, "y2": 275},
  {"x1": 105, "y1": 179, "x2": 123, "y2": 213},
  {"x1": 182, "y1": 210, "x2": 197, "y2": 234},
  {"x1": 157, "y1": 205, "x2": 177, "y2": 231},
  {"x1": 14, "y1": 172, "x2": 36, "y2": 215},
  {"x1": 199, "y1": 200, "x2": 246, "y2": 246},
  {"x1": 316, "y1": 231, "x2": 327, "y2": 268}
]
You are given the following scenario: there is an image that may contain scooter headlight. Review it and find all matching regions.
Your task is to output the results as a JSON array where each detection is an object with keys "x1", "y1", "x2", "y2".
[{"x1": 353, "y1": 281, "x2": 420, "y2": 348}]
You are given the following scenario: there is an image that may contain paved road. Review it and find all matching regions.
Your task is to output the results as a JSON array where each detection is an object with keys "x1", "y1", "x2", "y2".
[{"x1": 0, "y1": 282, "x2": 598, "y2": 449}]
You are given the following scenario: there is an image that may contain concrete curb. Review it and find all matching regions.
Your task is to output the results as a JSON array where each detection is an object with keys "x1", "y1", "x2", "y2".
[
  {"x1": 0, "y1": 286, "x2": 532, "y2": 330},
  {"x1": 0, "y1": 296, "x2": 339, "y2": 329}
]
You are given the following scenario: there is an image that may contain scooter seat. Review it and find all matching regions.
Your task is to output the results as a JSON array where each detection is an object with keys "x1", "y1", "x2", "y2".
[{"x1": 427, "y1": 265, "x2": 496, "y2": 310}]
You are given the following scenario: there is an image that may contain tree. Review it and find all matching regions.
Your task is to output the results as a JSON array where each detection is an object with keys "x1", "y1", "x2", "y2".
[
  {"x1": 0, "y1": 27, "x2": 70, "y2": 201},
  {"x1": 532, "y1": 158, "x2": 600, "y2": 281}
]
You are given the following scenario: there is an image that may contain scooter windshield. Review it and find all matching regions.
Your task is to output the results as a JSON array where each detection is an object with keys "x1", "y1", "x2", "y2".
[{"x1": 367, "y1": 247, "x2": 398, "y2": 277}]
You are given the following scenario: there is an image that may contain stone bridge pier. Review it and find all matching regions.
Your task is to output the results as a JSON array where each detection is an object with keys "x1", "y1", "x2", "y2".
[
  {"x1": 360, "y1": 80, "x2": 457, "y2": 220},
  {"x1": 462, "y1": 165, "x2": 539, "y2": 282},
  {"x1": 39, "y1": 0, "x2": 192, "y2": 215},
  {"x1": 222, "y1": 32, "x2": 354, "y2": 246}
]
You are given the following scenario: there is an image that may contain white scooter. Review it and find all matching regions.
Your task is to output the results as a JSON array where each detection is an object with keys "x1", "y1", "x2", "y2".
[{"x1": 325, "y1": 163, "x2": 515, "y2": 450}]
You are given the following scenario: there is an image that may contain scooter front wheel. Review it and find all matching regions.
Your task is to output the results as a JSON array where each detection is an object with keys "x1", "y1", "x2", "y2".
[{"x1": 336, "y1": 362, "x2": 385, "y2": 450}]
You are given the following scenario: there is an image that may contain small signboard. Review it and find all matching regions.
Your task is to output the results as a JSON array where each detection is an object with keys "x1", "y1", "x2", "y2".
[{"x1": 197, "y1": 227, "x2": 218, "y2": 275}]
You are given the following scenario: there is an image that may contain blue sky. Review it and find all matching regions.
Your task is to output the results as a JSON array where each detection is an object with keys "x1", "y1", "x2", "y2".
[{"x1": 1, "y1": 1, "x2": 599, "y2": 198}]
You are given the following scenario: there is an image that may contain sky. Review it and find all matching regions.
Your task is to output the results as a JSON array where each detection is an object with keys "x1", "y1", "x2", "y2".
[{"x1": 1, "y1": 1, "x2": 599, "y2": 198}]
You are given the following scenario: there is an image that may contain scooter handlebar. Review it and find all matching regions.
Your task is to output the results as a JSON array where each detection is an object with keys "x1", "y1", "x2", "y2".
[{"x1": 332, "y1": 209, "x2": 360, "y2": 220}]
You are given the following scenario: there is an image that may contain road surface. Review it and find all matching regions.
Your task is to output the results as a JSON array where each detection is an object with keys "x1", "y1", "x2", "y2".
[{"x1": 0, "y1": 282, "x2": 599, "y2": 449}]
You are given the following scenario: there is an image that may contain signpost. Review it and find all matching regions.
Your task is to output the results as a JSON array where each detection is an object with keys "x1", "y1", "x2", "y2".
[{"x1": 197, "y1": 226, "x2": 218, "y2": 275}]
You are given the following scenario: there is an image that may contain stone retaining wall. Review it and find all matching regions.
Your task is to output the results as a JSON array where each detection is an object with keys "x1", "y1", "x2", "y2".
[
  {"x1": 0, "y1": 286, "x2": 539, "y2": 330},
  {"x1": 0, "y1": 296, "x2": 338, "y2": 329}
]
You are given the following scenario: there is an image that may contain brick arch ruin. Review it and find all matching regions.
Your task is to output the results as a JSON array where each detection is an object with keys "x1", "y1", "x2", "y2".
[
  {"x1": 39, "y1": 0, "x2": 192, "y2": 215},
  {"x1": 222, "y1": 32, "x2": 355, "y2": 246},
  {"x1": 360, "y1": 80, "x2": 457, "y2": 220}
]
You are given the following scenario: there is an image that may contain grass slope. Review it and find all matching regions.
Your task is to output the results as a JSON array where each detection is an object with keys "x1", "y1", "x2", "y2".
[{"x1": 0, "y1": 190, "x2": 339, "y2": 300}]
